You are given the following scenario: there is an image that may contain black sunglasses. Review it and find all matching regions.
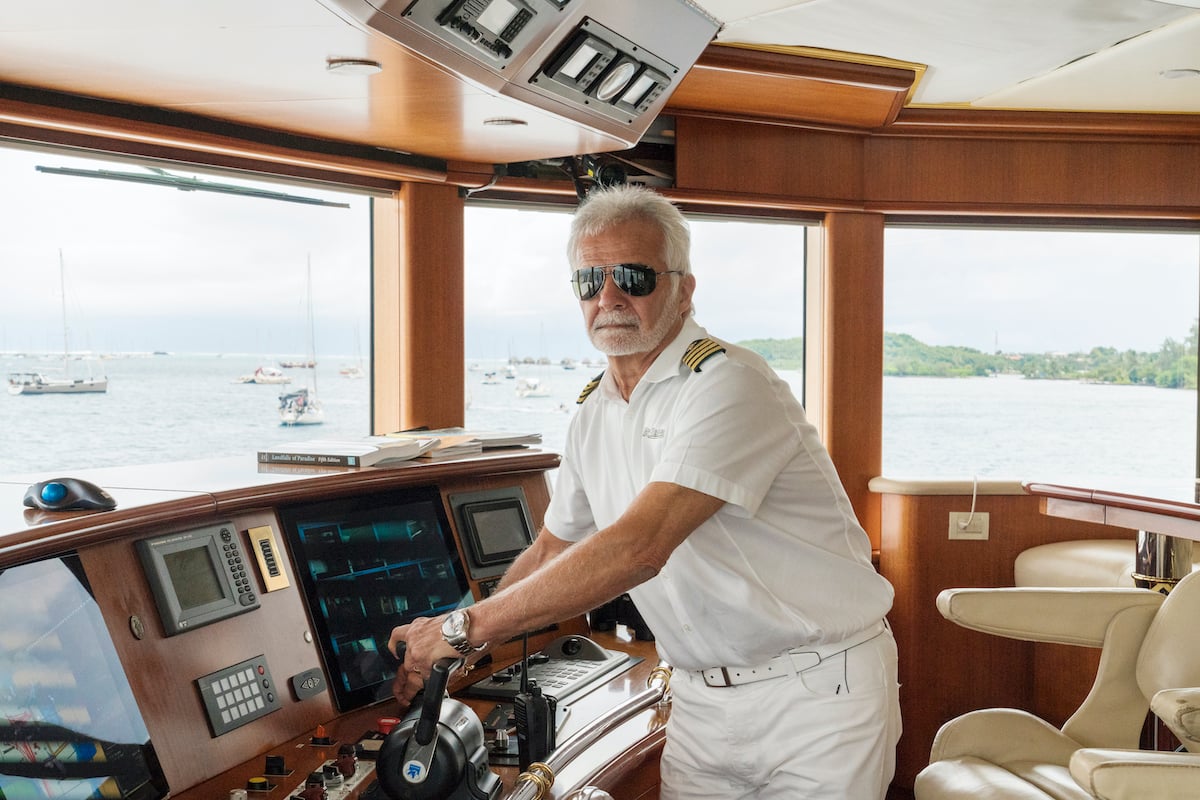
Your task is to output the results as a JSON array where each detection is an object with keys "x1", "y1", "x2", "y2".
[{"x1": 571, "y1": 263, "x2": 683, "y2": 301}]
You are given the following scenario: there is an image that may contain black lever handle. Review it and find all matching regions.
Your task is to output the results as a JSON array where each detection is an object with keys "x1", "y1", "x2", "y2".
[{"x1": 414, "y1": 656, "x2": 461, "y2": 746}]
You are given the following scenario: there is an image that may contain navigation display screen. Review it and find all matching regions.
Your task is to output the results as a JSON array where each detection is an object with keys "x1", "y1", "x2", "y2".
[
  {"x1": 0, "y1": 555, "x2": 169, "y2": 800},
  {"x1": 278, "y1": 486, "x2": 473, "y2": 711}
]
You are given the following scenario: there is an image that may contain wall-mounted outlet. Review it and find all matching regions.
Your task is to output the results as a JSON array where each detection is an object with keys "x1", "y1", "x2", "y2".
[{"x1": 948, "y1": 511, "x2": 989, "y2": 540}]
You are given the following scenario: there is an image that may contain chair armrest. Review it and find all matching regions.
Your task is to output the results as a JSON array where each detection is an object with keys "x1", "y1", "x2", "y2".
[
  {"x1": 936, "y1": 587, "x2": 1163, "y2": 646},
  {"x1": 1070, "y1": 748, "x2": 1200, "y2": 799},
  {"x1": 1152, "y1": 687, "x2": 1200, "y2": 752}
]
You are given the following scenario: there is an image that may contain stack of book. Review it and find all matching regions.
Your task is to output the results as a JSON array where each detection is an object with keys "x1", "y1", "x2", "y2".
[
  {"x1": 256, "y1": 435, "x2": 440, "y2": 467},
  {"x1": 386, "y1": 428, "x2": 542, "y2": 459}
]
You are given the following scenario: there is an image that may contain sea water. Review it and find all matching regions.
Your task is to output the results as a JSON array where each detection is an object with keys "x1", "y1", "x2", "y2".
[{"x1": 1, "y1": 353, "x2": 1195, "y2": 494}]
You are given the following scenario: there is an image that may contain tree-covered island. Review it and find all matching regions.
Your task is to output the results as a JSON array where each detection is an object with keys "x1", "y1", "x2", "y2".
[{"x1": 739, "y1": 321, "x2": 1199, "y2": 390}]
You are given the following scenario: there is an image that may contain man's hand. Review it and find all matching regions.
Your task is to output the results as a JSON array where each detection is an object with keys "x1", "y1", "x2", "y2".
[{"x1": 388, "y1": 614, "x2": 460, "y2": 712}]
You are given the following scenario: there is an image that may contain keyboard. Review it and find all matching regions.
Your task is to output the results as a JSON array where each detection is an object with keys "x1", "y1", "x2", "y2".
[{"x1": 462, "y1": 634, "x2": 635, "y2": 705}]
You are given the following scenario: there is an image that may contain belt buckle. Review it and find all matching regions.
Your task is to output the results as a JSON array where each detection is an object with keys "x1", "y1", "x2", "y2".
[{"x1": 701, "y1": 667, "x2": 734, "y2": 688}]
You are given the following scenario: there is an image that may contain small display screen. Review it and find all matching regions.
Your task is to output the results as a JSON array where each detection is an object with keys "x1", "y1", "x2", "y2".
[
  {"x1": 620, "y1": 73, "x2": 658, "y2": 106},
  {"x1": 279, "y1": 486, "x2": 473, "y2": 711},
  {"x1": 466, "y1": 502, "x2": 532, "y2": 562},
  {"x1": 137, "y1": 524, "x2": 257, "y2": 636},
  {"x1": 559, "y1": 42, "x2": 600, "y2": 80},
  {"x1": 163, "y1": 546, "x2": 223, "y2": 611},
  {"x1": 0, "y1": 555, "x2": 169, "y2": 800}
]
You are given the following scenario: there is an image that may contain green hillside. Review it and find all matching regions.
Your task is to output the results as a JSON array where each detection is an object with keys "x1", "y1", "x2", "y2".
[{"x1": 736, "y1": 322, "x2": 1199, "y2": 389}]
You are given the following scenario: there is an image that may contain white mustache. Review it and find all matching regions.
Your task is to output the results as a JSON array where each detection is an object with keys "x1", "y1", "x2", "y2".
[{"x1": 592, "y1": 311, "x2": 640, "y2": 329}]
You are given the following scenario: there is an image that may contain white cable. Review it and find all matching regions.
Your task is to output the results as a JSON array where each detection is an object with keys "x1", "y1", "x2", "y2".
[{"x1": 959, "y1": 474, "x2": 978, "y2": 529}]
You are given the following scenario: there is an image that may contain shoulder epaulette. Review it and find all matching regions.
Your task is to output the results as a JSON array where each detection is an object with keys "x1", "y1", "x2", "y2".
[
  {"x1": 576, "y1": 371, "x2": 604, "y2": 404},
  {"x1": 682, "y1": 338, "x2": 726, "y2": 372}
]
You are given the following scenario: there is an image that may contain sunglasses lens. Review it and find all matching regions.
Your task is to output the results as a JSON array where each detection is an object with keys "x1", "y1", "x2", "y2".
[
  {"x1": 572, "y1": 267, "x2": 603, "y2": 300},
  {"x1": 613, "y1": 264, "x2": 656, "y2": 296}
]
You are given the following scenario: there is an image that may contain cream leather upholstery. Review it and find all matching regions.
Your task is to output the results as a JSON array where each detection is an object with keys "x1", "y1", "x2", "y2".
[
  {"x1": 1015, "y1": 539, "x2": 1200, "y2": 588},
  {"x1": 914, "y1": 570, "x2": 1200, "y2": 799}
]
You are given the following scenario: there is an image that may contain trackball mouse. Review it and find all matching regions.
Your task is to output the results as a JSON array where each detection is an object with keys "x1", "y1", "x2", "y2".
[{"x1": 24, "y1": 477, "x2": 117, "y2": 511}]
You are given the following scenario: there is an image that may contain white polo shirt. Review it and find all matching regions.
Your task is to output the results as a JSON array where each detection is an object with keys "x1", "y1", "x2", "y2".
[{"x1": 544, "y1": 318, "x2": 893, "y2": 671}]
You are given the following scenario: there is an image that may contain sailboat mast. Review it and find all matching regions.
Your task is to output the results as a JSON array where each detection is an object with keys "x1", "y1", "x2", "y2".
[
  {"x1": 306, "y1": 255, "x2": 317, "y2": 395},
  {"x1": 59, "y1": 249, "x2": 71, "y2": 376}
]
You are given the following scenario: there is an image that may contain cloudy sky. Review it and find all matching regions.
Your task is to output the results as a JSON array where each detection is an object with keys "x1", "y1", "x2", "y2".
[{"x1": 1, "y1": 143, "x2": 1197, "y2": 361}]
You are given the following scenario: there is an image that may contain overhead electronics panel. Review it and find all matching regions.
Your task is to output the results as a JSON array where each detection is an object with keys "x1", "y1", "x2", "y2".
[{"x1": 318, "y1": 0, "x2": 721, "y2": 147}]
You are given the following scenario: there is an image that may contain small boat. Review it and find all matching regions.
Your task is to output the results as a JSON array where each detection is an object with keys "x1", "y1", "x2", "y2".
[
  {"x1": 516, "y1": 377, "x2": 550, "y2": 398},
  {"x1": 339, "y1": 365, "x2": 365, "y2": 379},
  {"x1": 11, "y1": 250, "x2": 109, "y2": 395},
  {"x1": 278, "y1": 387, "x2": 324, "y2": 425},
  {"x1": 280, "y1": 257, "x2": 324, "y2": 425},
  {"x1": 481, "y1": 371, "x2": 501, "y2": 384},
  {"x1": 237, "y1": 366, "x2": 292, "y2": 384},
  {"x1": 8, "y1": 371, "x2": 108, "y2": 395},
  {"x1": 279, "y1": 359, "x2": 316, "y2": 368}
]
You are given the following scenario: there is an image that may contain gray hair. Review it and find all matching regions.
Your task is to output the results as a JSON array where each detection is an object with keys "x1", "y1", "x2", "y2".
[{"x1": 566, "y1": 184, "x2": 691, "y2": 275}]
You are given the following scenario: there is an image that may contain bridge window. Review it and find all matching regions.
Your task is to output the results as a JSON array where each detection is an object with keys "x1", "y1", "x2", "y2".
[
  {"x1": 0, "y1": 143, "x2": 371, "y2": 474},
  {"x1": 463, "y1": 202, "x2": 809, "y2": 456},
  {"x1": 882, "y1": 224, "x2": 1200, "y2": 492}
]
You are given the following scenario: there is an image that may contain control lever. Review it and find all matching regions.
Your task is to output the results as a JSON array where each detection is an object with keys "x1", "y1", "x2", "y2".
[
  {"x1": 414, "y1": 657, "x2": 455, "y2": 746},
  {"x1": 373, "y1": 656, "x2": 501, "y2": 800}
]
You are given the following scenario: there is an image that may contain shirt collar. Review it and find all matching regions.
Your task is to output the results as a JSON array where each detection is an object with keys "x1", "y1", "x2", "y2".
[
  {"x1": 613, "y1": 317, "x2": 708, "y2": 390},
  {"x1": 595, "y1": 317, "x2": 708, "y2": 400}
]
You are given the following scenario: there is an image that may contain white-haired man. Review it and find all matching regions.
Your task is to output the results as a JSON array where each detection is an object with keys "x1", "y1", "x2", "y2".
[{"x1": 392, "y1": 184, "x2": 900, "y2": 799}]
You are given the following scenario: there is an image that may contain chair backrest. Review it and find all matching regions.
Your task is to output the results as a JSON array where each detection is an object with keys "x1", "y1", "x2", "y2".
[{"x1": 1137, "y1": 569, "x2": 1200, "y2": 703}]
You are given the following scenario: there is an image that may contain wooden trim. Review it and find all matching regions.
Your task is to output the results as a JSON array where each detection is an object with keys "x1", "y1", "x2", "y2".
[
  {"x1": 0, "y1": 88, "x2": 449, "y2": 186},
  {"x1": 890, "y1": 107, "x2": 1200, "y2": 141},
  {"x1": 670, "y1": 45, "x2": 916, "y2": 130},
  {"x1": 372, "y1": 195, "x2": 403, "y2": 435},
  {"x1": 821, "y1": 212, "x2": 884, "y2": 544},
  {"x1": 372, "y1": 183, "x2": 467, "y2": 434},
  {"x1": 398, "y1": 182, "x2": 466, "y2": 431}
]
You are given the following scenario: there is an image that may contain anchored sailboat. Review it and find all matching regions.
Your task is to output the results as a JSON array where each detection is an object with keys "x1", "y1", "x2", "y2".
[
  {"x1": 7, "y1": 250, "x2": 108, "y2": 395},
  {"x1": 279, "y1": 258, "x2": 324, "y2": 425}
]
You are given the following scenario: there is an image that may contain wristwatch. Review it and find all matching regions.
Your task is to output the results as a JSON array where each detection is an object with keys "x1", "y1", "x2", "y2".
[{"x1": 441, "y1": 609, "x2": 487, "y2": 655}]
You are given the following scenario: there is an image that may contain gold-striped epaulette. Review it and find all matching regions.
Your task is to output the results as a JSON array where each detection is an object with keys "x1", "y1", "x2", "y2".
[
  {"x1": 576, "y1": 371, "x2": 604, "y2": 404},
  {"x1": 682, "y1": 338, "x2": 726, "y2": 372}
]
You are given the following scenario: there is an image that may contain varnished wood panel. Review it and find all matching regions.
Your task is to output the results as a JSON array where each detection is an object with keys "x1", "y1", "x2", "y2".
[
  {"x1": 864, "y1": 136, "x2": 1200, "y2": 217},
  {"x1": 669, "y1": 46, "x2": 915, "y2": 130},
  {"x1": 822, "y1": 213, "x2": 884, "y2": 543},
  {"x1": 399, "y1": 182, "x2": 466, "y2": 431},
  {"x1": 675, "y1": 117, "x2": 865, "y2": 202},
  {"x1": 81, "y1": 509, "x2": 336, "y2": 794},
  {"x1": 374, "y1": 183, "x2": 467, "y2": 436},
  {"x1": 672, "y1": 115, "x2": 1200, "y2": 220},
  {"x1": 877, "y1": 490, "x2": 1127, "y2": 789}
]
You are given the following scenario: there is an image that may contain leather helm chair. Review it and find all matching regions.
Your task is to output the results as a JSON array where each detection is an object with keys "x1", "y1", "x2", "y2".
[{"x1": 914, "y1": 569, "x2": 1200, "y2": 799}]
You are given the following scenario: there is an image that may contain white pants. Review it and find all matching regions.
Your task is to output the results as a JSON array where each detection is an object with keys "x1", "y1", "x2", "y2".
[{"x1": 659, "y1": 629, "x2": 901, "y2": 800}]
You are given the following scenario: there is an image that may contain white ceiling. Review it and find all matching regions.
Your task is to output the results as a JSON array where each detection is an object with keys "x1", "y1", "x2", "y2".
[
  {"x1": 1, "y1": 0, "x2": 1197, "y2": 166},
  {"x1": 705, "y1": 0, "x2": 1200, "y2": 112}
]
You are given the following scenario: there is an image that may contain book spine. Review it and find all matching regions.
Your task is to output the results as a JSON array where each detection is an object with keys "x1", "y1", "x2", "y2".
[{"x1": 256, "y1": 452, "x2": 360, "y2": 467}]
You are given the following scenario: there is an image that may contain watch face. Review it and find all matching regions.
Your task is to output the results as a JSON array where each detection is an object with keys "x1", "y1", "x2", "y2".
[{"x1": 443, "y1": 610, "x2": 466, "y2": 639}]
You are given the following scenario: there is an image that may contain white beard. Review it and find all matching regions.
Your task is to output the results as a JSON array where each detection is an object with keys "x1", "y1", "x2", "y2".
[{"x1": 588, "y1": 291, "x2": 681, "y2": 356}]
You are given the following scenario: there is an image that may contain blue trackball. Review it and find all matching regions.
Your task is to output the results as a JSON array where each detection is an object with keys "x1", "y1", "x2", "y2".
[{"x1": 41, "y1": 482, "x2": 68, "y2": 503}]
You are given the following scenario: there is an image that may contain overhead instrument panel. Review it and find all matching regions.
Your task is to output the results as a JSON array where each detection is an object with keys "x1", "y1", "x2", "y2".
[{"x1": 316, "y1": 0, "x2": 721, "y2": 146}]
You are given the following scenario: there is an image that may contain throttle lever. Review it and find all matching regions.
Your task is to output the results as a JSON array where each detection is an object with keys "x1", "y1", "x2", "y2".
[{"x1": 414, "y1": 657, "x2": 462, "y2": 746}]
